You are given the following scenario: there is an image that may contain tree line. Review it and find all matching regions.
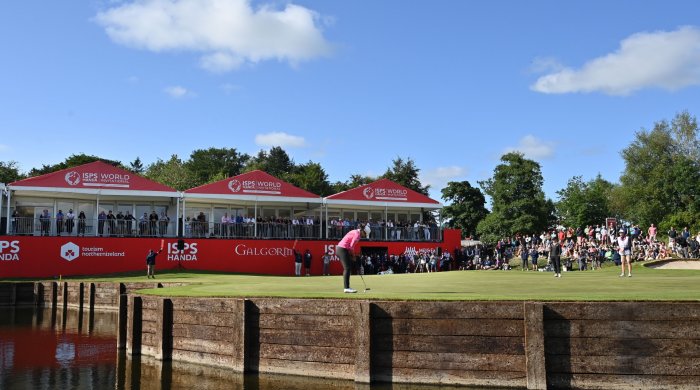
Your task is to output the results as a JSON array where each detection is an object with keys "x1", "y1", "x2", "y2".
[
  {"x1": 2, "y1": 110, "x2": 697, "y2": 242},
  {"x1": 441, "y1": 110, "x2": 700, "y2": 242}
]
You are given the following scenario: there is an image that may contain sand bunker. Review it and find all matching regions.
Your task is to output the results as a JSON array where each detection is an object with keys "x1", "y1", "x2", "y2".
[{"x1": 648, "y1": 260, "x2": 700, "y2": 269}]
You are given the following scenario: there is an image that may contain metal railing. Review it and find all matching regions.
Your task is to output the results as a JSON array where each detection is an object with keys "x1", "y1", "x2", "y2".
[
  {"x1": 327, "y1": 225, "x2": 441, "y2": 242},
  {"x1": 9, "y1": 217, "x2": 174, "y2": 238},
  {"x1": 184, "y1": 221, "x2": 321, "y2": 240},
  {"x1": 8, "y1": 216, "x2": 442, "y2": 242}
]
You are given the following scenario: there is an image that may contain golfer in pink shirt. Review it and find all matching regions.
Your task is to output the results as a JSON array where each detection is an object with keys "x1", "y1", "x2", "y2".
[{"x1": 336, "y1": 224, "x2": 366, "y2": 293}]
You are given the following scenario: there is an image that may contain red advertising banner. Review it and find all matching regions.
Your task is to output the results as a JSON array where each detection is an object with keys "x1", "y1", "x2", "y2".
[{"x1": 0, "y1": 230, "x2": 461, "y2": 278}]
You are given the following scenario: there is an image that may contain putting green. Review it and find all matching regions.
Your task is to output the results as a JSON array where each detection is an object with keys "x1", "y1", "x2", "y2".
[{"x1": 72, "y1": 260, "x2": 700, "y2": 301}]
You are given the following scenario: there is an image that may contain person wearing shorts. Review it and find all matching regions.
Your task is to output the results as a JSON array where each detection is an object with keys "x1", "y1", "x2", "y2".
[{"x1": 617, "y1": 230, "x2": 632, "y2": 277}]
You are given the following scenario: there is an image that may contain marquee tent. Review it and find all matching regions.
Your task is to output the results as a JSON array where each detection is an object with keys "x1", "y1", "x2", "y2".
[
  {"x1": 6, "y1": 161, "x2": 180, "y2": 235},
  {"x1": 183, "y1": 170, "x2": 323, "y2": 237}
]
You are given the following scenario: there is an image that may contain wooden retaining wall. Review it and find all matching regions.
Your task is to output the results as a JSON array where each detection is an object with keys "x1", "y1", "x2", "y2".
[
  {"x1": 124, "y1": 298, "x2": 700, "y2": 389},
  {"x1": 544, "y1": 302, "x2": 700, "y2": 389}
]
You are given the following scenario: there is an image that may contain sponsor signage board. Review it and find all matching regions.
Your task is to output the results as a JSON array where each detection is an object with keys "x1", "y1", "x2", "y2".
[{"x1": 0, "y1": 230, "x2": 460, "y2": 278}]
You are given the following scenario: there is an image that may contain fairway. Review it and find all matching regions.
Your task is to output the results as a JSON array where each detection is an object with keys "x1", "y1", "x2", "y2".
[{"x1": 75, "y1": 261, "x2": 700, "y2": 301}]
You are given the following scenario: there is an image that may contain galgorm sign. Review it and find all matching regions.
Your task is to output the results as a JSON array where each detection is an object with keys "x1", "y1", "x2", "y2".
[{"x1": 234, "y1": 244, "x2": 292, "y2": 257}]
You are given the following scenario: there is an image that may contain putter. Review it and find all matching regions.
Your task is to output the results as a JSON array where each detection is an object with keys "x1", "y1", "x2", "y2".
[{"x1": 359, "y1": 273, "x2": 370, "y2": 292}]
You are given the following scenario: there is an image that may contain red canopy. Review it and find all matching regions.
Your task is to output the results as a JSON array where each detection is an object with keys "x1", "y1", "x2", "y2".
[
  {"x1": 325, "y1": 179, "x2": 441, "y2": 209},
  {"x1": 185, "y1": 170, "x2": 321, "y2": 203},
  {"x1": 9, "y1": 161, "x2": 177, "y2": 196}
]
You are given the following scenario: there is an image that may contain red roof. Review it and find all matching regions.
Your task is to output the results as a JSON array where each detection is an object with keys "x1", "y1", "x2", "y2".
[
  {"x1": 185, "y1": 170, "x2": 320, "y2": 199},
  {"x1": 326, "y1": 179, "x2": 440, "y2": 205},
  {"x1": 10, "y1": 161, "x2": 176, "y2": 192}
]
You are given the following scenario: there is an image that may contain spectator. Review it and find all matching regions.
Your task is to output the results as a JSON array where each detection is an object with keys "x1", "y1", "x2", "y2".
[
  {"x1": 56, "y1": 210, "x2": 64, "y2": 236},
  {"x1": 304, "y1": 249, "x2": 312, "y2": 276}
]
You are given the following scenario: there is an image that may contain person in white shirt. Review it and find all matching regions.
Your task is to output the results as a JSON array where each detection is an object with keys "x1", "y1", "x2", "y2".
[
  {"x1": 617, "y1": 230, "x2": 632, "y2": 277},
  {"x1": 65, "y1": 209, "x2": 76, "y2": 235},
  {"x1": 221, "y1": 213, "x2": 230, "y2": 238}
]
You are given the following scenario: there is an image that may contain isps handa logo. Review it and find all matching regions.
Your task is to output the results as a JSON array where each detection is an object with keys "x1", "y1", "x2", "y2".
[
  {"x1": 0, "y1": 240, "x2": 20, "y2": 261},
  {"x1": 166, "y1": 242, "x2": 198, "y2": 261},
  {"x1": 64, "y1": 171, "x2": 81, "y2": 186},
  {"x1": 60, "y1": 242, "x2": 80, "y2": 262}
]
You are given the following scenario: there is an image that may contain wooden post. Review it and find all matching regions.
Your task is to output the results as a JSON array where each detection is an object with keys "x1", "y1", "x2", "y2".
[
  {"x1": 88, "y1": 283, "x2": 96, "y2": 313},
  {"x1": 78, "y1": 282, "x2": 84, "y2": 312},
  {"x1": 117, "y1": 294, "x2": 128, "y2": 350},
  {"x1": 51, "y1": 282, "x2": 58, "y2": 310},
  {"x1": 155, "y1": 298, "x2": 173, "y2": 360},
  {"x1": 61, "y1": 282, "x2": 68, "y2": 312},
  {"x1": 128, "y1": 295, "x2": 143, "y2": 356},
  {"x1": 354, "y1": 300, "x2": 372, "y2": 383},
  {"x1": 231, "y1": 299, "x2": 247, "y2": 372},
  {"x1": 524, "y1": 302, "x2": 547, "y2": 390}
]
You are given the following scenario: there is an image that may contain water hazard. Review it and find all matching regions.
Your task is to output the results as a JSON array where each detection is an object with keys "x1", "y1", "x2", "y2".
[{"x1": 0, "y1": 307, "x2": 478, "y2": 390}]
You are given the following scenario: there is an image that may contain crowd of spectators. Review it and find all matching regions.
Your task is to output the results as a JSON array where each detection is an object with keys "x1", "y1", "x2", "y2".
[
  {"x1": 454, "y1": 223, "x2": 700, "y2": 273},
  {"x1": 355, "y1": 249, "x2": 453, "y2": 275}
]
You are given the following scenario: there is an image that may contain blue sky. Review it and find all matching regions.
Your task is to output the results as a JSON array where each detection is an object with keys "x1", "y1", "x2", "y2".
[{"x1": 2, "y1": 0, "x2": 699, "y2": 202}]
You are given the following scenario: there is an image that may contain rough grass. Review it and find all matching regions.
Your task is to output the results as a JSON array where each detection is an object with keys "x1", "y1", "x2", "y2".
[{"x1": 46, "y1": 260, "x2": 700, "y2": 301}]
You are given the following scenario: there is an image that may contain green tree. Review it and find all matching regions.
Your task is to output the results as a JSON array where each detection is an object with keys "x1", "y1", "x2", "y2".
[
  {"x1": 381, "y1": 156, "x2": 429, "y2": 196},
  {"x1": 129, "y1": 157, "x2": 145, "y2": 174},
  {"x1": 556, "y1": 175, "x2": 615, "y2": 228},
  {"x1": 0, "y1": 161, "x2": 24, "y2": 183},
  {"x1": 186, "y1": 147, "x2": 249, "y2": 186},
  {"x1": 476, "y1": 152, "x2": 552, "y2": 244},
  {"x1": 144, "y1": 155, "x2": 197, "y2": 191},
  {"x1": 331, "y1": 174, "x2": 376, "y2": 193},
  {"x1": 287, "y1": 161, "x2": 333, "y2": 196},
  {"x1": 28, "y1": 154, "x2": 123, "y2": 176},
  {"x1": 616, "y1": 111, "x2": 700, "y2": 229},
  {"x1": 441, "y1": 180, "x2": 489, "y2": 238},
  {"x1": 245, "y1": 146, "x2": 294, "y2": 178}
]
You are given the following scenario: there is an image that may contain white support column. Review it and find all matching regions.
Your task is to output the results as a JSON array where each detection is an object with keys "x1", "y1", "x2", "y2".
[
  {"x1": 182, "y1": 198, "x2": 187, "y2": 237},
  {"x1": 253, "y1": 198, "x2": 258, "y2": 237},
  {"x1": 385, "y1": 203, "x2": 388, "y2": 240},
  {"x1": 176, "y1": 197, "x2": 180, "y2": 237},
  {"x1": 3, "y1": 187, "x2": 9, "y2": 234},
  {"x1": 95, "y1": 194, "x2": 100, "y2": 237}
]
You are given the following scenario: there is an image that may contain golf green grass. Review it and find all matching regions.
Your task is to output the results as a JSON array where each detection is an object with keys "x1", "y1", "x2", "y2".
[{"x1": 61, "y1": 260, "x2": 700, "y2": 301}]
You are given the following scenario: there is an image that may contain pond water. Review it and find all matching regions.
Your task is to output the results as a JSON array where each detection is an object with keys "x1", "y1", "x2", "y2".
[{"x1": 0, "y1": 307, "x2": 480, "y2": 390}]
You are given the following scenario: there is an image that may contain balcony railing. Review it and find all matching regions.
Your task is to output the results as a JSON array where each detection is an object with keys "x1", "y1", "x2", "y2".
[{"x1": 8, "y1": 217, "x2": 442, "y2": 242}]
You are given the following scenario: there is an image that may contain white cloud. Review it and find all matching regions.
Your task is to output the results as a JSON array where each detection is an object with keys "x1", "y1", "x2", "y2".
[
  {"x1": 255, "y1": 132, "x2": 307, "y2": 148},
  {"x1": 531, "y1": 26, "x2": 700, "y2": 95},
  {"x1": 164, "y1": 85, "x2": 193, "y2": 98},
  {"x1": 420, "y1": 166, "x2": 467, "y2": 191},
  {"x1": 0, "y1": 144, "x2": 9, "y2": 152},
  {"x1": 95, "y1": 0, "x2": 333, "y2": 73},
  {"x1": 504, "y1": 135, "x2": 555, "y2": 160},
  {"x1": 220, "y1": 83, "x2": 240, "y2": 94}
]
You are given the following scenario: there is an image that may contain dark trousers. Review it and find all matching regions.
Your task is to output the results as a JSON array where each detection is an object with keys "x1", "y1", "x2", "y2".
[
  {"x1": 337, "y1": 246, "x2": 352, "y2": 289},
  {"x1": 551, "y1": 256, "x2": 561, "y2": 274}
]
